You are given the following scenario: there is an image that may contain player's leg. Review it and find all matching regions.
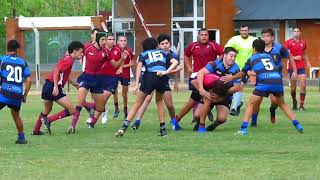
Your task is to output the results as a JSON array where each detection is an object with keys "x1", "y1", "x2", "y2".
[
  {"x1": 32, "y1": 100, "x2": 53, "y2": 135},
  {"x1": 298, "y1": 72, "x2": 307, "y2": 110},
  {"x1": 230, "y1": 83, "x2": 244, "y2": 116},
  {"x1": 155, "y1": 92, "x2": 167, "y2": 137},
  {"x1": 275, "y1": 94, "x2": 303, "y2": 133},
  {"x1": 11, "y1": 107, "x2": 27, "y2": 144},
  {"x1": 163, "y1": 91, "x2": 175, "y2": 119},
  {"x1": 170, "y1": 98, "x2": 196, "y2": 130},
  {"x1": 113, "y1": 89, "x2": 120, "y2": 118},
  {"x1": 289, "y1": 70, "x2": 298, "y2": 110},
  {"x1": 122, "y1": 84, "x2": 129, "y2": 119},
  {"x1": 237, "y1": 93, "x2": 263, "y2": 135},
  {"x1": 69, "y1": 87, "x2": 89, "y2": 133},
  {"x1": 115, "y1": 90, "x2": 148, "y2": 137},
  {"x1": 251, "y1": 97, "x2": 263, "y2": 127},
  {"x1": 131, "y1": 93, "x2": 153, "y2": 130},
  {"x1": 198, "y1": 99, "x2": 211, "y2": 133},
  {"x1": 206, "y1": 105, "x2": 229, "y2": 131},
  {"x1": 269, "y1": 94, "x2": 278, "y2": 123},
  {"x1": 89, "y1": 90, "x2": 112, "y2": 127}
]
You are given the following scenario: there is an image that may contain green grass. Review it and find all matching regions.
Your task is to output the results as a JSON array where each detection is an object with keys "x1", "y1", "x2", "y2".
[{"x1": 0, "y1": 87, "x2": 319, "y2": 180}]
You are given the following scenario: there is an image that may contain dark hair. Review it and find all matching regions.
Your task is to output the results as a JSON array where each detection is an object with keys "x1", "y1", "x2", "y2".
[
  {"x1": 240, "y1": 24, "x2": 249, "y2": 29},
  {"x1": 7, "y1": 40, "x2": 20, "y2": 52},
  {"x1": 91, "y1": 28, "x2": 101, "y2": 34},
  {"x1": 198, "y1": 28, "x2": 208, "y2": 34},
  {"x1": 207, "y1": 80, "x2": 229, "y2": 99},
  {"x1": 142, "y1": 38, "x2": 158, "y2": 51},
  {"x1": 157, "y1": 34, "x2": 171, "y2": 44},
  {"x1": 68, "y1": 41, "x2": 84, "y2": 54},
  {"x1": 95, "y1": 31, "x2": 108, "y2": 44},
  {"x1": 261, "y1": 28, "x2": 274, "y2": 36},
  {"x1": 292, "y1": 26, "x2": 301, "y2": 31},
  {"x1": 252, "y1": 38, "x2": 265, "y2": 53},
  {"x1": 224, "y1": 47, "x2": 238, "y2": 54},
  {"x1": 107, "y1": 32, "x2": 115, "y2": 38}
]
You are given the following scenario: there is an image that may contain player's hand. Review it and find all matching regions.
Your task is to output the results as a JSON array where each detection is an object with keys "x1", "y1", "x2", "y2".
[
  {"x1": 221, "y1": 75, "x2": 233, "y2": 83},
  {"x1": 157, "y1": 71, "x2": 168, "y2": 77},
  {"x1": 116, "y1": 68, "x2": 123, "y2": 75},
  {"x1": 175, "y1": 65, "x2": 183, "y2": 71},
  {"x1": 133, "y1": 83, "x2": 139, "y2": 94},
  {"x1": 291, "y1": 71, "x2": 297, "y2": 80},
  {"x1": 74, "y1": 83, "x2": 80, "y2": 89},
  {"x1": 247, "y1": 70, "x2": 256, "y2": 76},
  {"x1": 199, "y1": 89, "x2": 213, "y2": 101},
  {"x1": 52, "y1": 86, "x2": 59, "y2": 96},
  {"x1": 21, "y1": 95, "x2": 27, "y2": 103},
  {"x1": 121, "y1": 51, "x2": 128, "y2": 60}
]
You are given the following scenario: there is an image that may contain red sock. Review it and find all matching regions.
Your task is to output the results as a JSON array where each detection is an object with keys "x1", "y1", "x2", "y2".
[
  {"x1": 91, "y1": 117, "x2": 98, "y2": 124},
  {"x1": 84, "y1": 102, "x2": 95, "y2": 112},
  {"x1": 33, "y1": 113, "x2": 45, "y2": 132},
  {"x1": 300, "y1": 93, "x2": 306, "y2": 108},
  {"x1": 48, "y1": 109, "x2": 70, "y2": 123},
  {"x1": 71, "y1": 106, "x2": 82, "y2": 128},
  {"x1": 175, "y1": 115, "x2": 181, "y2": 122},
  {"x1": 291, "y1": 91, "x2": 297, "y2": 102}
]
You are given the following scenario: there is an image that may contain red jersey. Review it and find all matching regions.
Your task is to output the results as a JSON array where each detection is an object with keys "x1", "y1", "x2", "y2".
[
  {"x1": 101, "y1": 46, "x2": 122, "y2": 76},
  {"x1": 120, "y1": 47, "x2": 134, "y2": 79},
  {"x1": 84, "y1": 41, "x2": 94, "y2": 50},
  {"x1": 46, "y1": 55, "x2": 74, "y2": 87},
  {"x1": 185, "y1": 41, "x2": 223, "y2": 72},
  {"x1": 285, "y1": 38, "x2": 307, "y2": 70},
  {"x1": 83, "y1": 44, "x2": 108, "y2": 75}
]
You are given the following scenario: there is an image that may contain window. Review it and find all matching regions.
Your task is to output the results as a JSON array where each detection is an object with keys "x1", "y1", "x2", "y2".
[
  {"x1": 113, "y1": 0, "x2": 134, "y2": 18},
  {"x1": 173, "y1": 0, "x2": 204, "y2": 17}
]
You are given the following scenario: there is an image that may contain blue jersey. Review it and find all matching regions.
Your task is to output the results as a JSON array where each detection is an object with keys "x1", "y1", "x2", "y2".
[
  {"x1": 242, "y1": 53, "x2": 282, "y2": 87},
  {"x1": 0, "y1": 55, "x2": 31, "y2": 104},
  {"x1": 265, "y1": 43, "x2": 289, "y2": 71},
  {"x1": 167, "y1": 50, "x2": 179, "y2": 68},
  {"x1": 139, "y1": 49, "x2": 174, "y2": 73},
  {"x1": 205, "y1": 58, "x2": 241, "y2": 87}
]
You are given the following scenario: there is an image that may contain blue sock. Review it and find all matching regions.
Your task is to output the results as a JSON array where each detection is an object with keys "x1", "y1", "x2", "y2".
[
  {"x1": 18, "y1": 132, "x2": 25, "y2": 140},
  {"x1": 251, "y1": 113, "x2": 258, "y2": 123},
  {"x1": 135, "y1": 119, "x2": 141, "y2": 125},
  {"x1": 292, "y1": 120, "x2": 299, "y2": 126},
  {"x1": 241, "y1": 122, "x2": 248, "y2": 129}
]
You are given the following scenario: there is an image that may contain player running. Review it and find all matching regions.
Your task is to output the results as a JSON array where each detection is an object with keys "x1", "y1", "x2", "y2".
[{"x1": 0, "y1": 40, "x2": 32, "y2": 144}]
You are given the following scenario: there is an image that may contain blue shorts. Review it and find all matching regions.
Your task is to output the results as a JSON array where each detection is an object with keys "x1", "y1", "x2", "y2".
[
  {"x1": 0, "y1": 93, "x2": 21, "y2": 111},
  {"x1": 103, "y1": 75, "x2": 119, "y2": 94},
  {"x1": 140, "y1": 72, "x2": 171, "y2": 95},
  {"x1": 41, "y1": 80, "x2": 66, "y2": 101},
  {"x1": 288, "y1": 69, "x2": 306, "y2": 77},
  {"x1": 77, "y1": 73, "x2": 104, "y2": 94},
  {"x1": 253, "y1": 84, "x2": 284, "y2": 97},
  {"x1": 119, "y1": 77, "x2": 130, "y2": 86}
]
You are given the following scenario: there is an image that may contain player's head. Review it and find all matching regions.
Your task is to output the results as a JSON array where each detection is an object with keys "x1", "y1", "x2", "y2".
[
  {"x1": 142, "y1": 38, "x2": 158, "y2": 51},
  {"x1": 157, "y1": 34, "x2": 171, "y2": 51},
  {"x1": 207, "y1": 80, "x2": 229, "y2": 103},
  {"x1": 106, "y1": 32, "x2": 115, "y2": 48},
  {"x1": 252, "y1": 38, "x2": 265, "y2": 53},
  {"x1": 117, "y1": 35, "x2": 127, "y2": 49},
  {"x1": 261, "y1": 28, "x2": 274, "y2": 44},
  {"x1": 198, "y1": 28, "x2": 209, "y2": 44},
  {"x1": 223, "y1": 47, "x2": 237, "y2": 66},
  {"x1": 292, "y1": 26, "x2": 301, "y2": 38},
  {"x1": 239, "y1": 24, "x2": 249, "y2": 39},
  {"x1": 91, "y1": 28, "x2": 100, "y2": 42},
  {"x1": 7, "y1": 39, "x2": 20, "y2": 53},
  {"x1": 95, "y1": 31, "x2": 108, "y2": 47},
  {"x1": 68, "y1": 41, "x2": 84, "y2": 60}
]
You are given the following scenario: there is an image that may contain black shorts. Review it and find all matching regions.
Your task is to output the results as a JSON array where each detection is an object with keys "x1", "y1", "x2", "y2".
[
  {"x1": 102, "y1": 75, "x2": 119, "y2": 94},
  {"x1": 241, "y1": 75, "x2": 249, "y2": 84},
  {"x1": 210, "y1": 96, "x2": 232, "y2": 109},
  {"x1": 0, "y1": 102, "x2": 20, "y2": 112},
  {"x1": 188, "y1": 77, "x2": 197, "y2": 91},
  {"x1": 119, "y1": 77, "x2": 130, "y2": 86},
  {"x1": 41, "y1": 80, "x2": 66, "y2": 101},
  {"x1": 139, "y1": 72, "x2": 171, "y2": 95},
  {"x1": 288, "y1": 68, "x2": 306, "y2": 77},
  {"x1": 190, "y1": 90, "x2": 202, "y2": 102},
  {"x1": 253, "y1": 89, "x2": 284, "y2": 97},
  {"x1": 77, "y1": 73, "x2": 104, "y2": 94}
]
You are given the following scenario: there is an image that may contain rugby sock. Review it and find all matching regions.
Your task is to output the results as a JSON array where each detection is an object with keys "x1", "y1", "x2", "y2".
[
  {"x1": 48, "y1": 109, "x2": 70, "y2": 122},
  {"x1": 211, "y1": 120, "x2": 224, "y2": 130},
  {"x1": 18, "y1": 132, "x2": 25, "y2": 140},
  {"x1": 160, "y1": 122, "x2": 166, "y2": 130},
  {"x1": 84, "y1": 102, "x2": 95, "y2": 112},
  {"x1": 269, "y1": 104, "x2": 278, "y2": 118},
  {"x1": 300, "y1": 93, "x2": 306, "y2": 108},
  {"x1": 231, "y1": 91, "x2": 243, "y2": 110},
  {"x1": 33, "y1": 112, "x2": 46, "y2": 132},
  {"x1": 124, "y1": 106, "x2": 128, "y2": 117},
  {"x1": 91, "y1": 117, "x2": 98, "y2": 124},
  {"x1": 251, "y1": 113, "x2": 258, "y2": 125},
  {"x1": 291, "y1": 91, "x2": 297, "y2": 103},
  {"x1": 114, "y1": 102, "x2": 119, "y2": 112},
  {"x1": 175, "y1": 115, "x2": 181, "y2": 122},
  {"x1": 241, "y1": 121, "x2": 248, "y2": 129},
  {"x1": 199, "y1": 123, "x2": 205, "y2": 129},
  {"x1": 121, "y1": 120, "x2": 130, "y2": 130},
  {"x1": 292, "y1": 120, "x2": 300, "y2": 126},
  {"x1": 134, "y1": 119, "x2": 141, "y2": 125},
  {"x1": 71, "y1": 106, "x2": 82, "y2": 128}
]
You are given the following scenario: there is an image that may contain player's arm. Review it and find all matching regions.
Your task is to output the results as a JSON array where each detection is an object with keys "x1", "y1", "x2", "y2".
[
  {"x1": 288, "y1": 54, "x2": 297, "y2": 79},
  {"x1": 52, "y1": 65, "x2": 61, "y2": 96},
  {"x1": 157, "y1": 58, "x2": 179, "y2": 77},
  {"x1": 303, "y1": 51, "x2": 311, "y2": 69},
  {"x1": 168, "y1": 65, "x2": 183, "y2": 74},
  {"x1": 221, "y1": 60, "x2": 250, "y2": 83},
  {"x1": 134, "y1": 61, "x2": 143, "y2": 93},
  {"x1": 110, "y1": 50, "x2": 127, "y2": 68},
  {"x1": 68, "y1": 77, "x2": 79, "y2": 89},
  {"x1": 123, "y1": 54, "x2": 136, "y2": 68},
  {"x1": 184, "y1": 55, "x2": 193, "y2": 73},
  {"x1": 197, "y1": 67, "x2": 214, "y2": 101},
  {"x1": 227, "y1": 83, "x2": 241, "y2": 95},
  {"x1": 22, "y1": 76, "x2": 32, "y2": 103}
]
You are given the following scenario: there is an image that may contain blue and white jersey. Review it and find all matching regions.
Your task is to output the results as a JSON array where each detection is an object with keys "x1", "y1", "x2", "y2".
[
  {"x1": 0, "y1": 54, "x2": 31, "y2": 100},
  {"x1": 265, "y1": 43, "x2": 289, "y2": 72},
  {"x1": 242, "y1": 53, "x2": 282, "y2": 87},
  {"x1": 138, "y1": 49, "x2": 174, "y2": 73}
]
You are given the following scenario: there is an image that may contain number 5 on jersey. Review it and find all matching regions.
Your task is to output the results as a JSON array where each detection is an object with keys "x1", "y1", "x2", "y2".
[{"x1": 261, "y1": 58, "x2": 274, "y2": 71}]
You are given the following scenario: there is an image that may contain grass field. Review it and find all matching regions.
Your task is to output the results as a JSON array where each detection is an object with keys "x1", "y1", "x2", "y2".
[{"x1": 0, "y1": 86, "x2": 319, "y2": 180}]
